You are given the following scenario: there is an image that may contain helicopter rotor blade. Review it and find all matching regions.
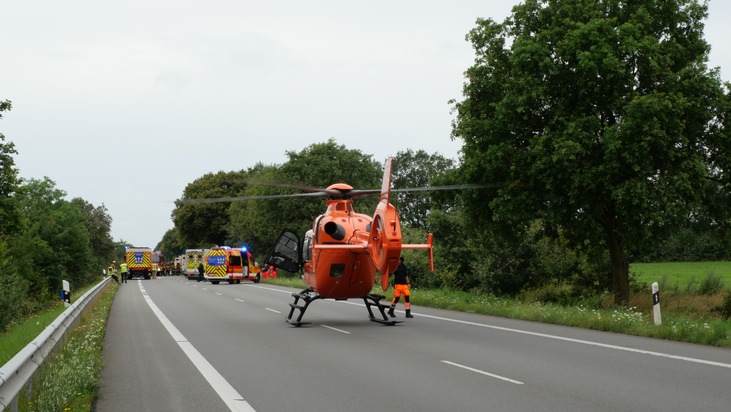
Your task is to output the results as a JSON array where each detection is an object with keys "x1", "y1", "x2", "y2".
[
  {"x1": 347, "y1": 183, "x2": 510, "y2": 198},
  {"x1": 177, "y1": 182, "x2": 522, "y2": 204},
  {"x1": 392, "y1": 183, "x2": 514, "y2": 193},
  {"x1": 179, "y1": 191, "x2": 330, "y2": 204}
]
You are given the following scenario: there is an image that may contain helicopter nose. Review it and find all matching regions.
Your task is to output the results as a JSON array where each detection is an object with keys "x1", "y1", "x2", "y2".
[{"x1": 324, "y1": 221, "x2": 346, "y2": 241}]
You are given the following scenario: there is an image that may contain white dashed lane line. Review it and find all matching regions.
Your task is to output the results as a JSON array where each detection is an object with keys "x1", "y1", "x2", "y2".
[
  {"x1": 442, "y1": 360, "x2": 524, "y2": 385},
  {"x1": 321, "y1": 325, "x2": 351, "y2": 335}
]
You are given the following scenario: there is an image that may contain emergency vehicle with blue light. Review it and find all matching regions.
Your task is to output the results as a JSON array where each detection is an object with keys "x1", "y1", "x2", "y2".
[{"x1": 204, "y1": 246, "x2": 261, "y2": 284}]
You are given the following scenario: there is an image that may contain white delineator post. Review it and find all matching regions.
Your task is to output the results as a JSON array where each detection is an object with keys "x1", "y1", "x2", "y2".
[
  {"x1": 652, "y1": 282, "x2": 661, "y2": 325},
  {"x1": 62, "y1": 280, "x2": 71, "y2": 307}
]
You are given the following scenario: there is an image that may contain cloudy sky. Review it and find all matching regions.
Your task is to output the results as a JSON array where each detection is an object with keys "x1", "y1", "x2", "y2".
[{"x1": 2, "y1": 1, "x2": 730, "y2": 249}]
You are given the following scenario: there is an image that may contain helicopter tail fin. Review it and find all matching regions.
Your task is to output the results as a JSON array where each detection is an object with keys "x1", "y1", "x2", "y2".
[{"x1": 371, "y1": 157, "x2": 433, "y2": 290}]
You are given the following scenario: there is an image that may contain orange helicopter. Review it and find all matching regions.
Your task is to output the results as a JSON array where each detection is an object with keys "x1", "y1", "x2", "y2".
[{"x1": 264, "y1": 157, "x2": 434, "y2": 326}]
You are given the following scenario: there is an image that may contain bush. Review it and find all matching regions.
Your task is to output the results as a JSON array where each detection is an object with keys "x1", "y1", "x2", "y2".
[
  {"x1": 0, "y1": 271, "x2": 31, "y2": 332},
  {"x1": 715, "y1": 292, "x2": 731, "y2": 320},
  {"x1": 698, "y1": 272, "x2": 725, "y2": 295}
]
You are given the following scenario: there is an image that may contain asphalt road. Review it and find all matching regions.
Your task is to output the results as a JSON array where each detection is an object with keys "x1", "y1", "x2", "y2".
[{"x1": 94, "y1": 277, "x2": 731, "y2": 411}]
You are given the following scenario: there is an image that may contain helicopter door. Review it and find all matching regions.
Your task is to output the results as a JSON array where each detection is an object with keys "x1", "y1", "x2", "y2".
[{"x1": 265, "y1": 230, "x2": 301, "y2": 273}]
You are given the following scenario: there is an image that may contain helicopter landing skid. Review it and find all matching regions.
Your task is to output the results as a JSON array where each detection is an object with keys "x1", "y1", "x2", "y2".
[
  {"x1": 364, "y1": 294, "x2": 401, "y2": 326},
  {"x1": 285, "y1": 289, "x2": 321, "y2": 327}
]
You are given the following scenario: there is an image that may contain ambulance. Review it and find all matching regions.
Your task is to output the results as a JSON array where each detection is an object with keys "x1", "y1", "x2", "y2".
[
  {"x1": 184, "y1": 248, "x2": 206, "y2": 279},
  {"x1": 243, "y1": 248, "x2": 262, "y2": 283},
  {"x1": 205, "y1": 246, "x2": 261, "y2": 285}
]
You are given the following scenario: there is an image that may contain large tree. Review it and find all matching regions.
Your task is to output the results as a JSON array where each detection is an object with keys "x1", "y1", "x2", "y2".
[
  {"x1": 391, "y1": 149, "x2": 455, "y2": 228},
  {"x1": 172, "y1": 170, "x2": 250, "y2": 247},
  {"x1": 0, "y1": 100, "x2": 20, "y2": 237},
  {"x1": 71, "y1": 198, "x2": 115, "y2": 267},
  {"x1": 452, "y1": 0, "x2": 729, "y2": 304},
  {"x1": 12, "y1": 178, "x2": 94, "y2": 292},
  {"x1": 227, "y1": 140, "x2": 382, "y2": 259}
]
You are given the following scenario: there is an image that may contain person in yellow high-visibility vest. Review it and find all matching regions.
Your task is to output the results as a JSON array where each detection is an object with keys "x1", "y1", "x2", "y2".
[
  {"x1": 151, "y1": 262, "x2": 158, "y2": 279},
  {"x1": 119, "y1": 262, "x2": 128, "y2": 284},
  {"x1": 108, "y1": 261, "x2": 119, "y2": 284}
]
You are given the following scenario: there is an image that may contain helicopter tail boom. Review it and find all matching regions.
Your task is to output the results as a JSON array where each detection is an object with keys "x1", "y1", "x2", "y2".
[{"x1": 402, "y1": 233, "x2": 434, "y2": 272}]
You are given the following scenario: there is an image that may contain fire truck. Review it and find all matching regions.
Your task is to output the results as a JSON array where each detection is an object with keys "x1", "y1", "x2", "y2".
[
  {"x1": 125, "y1": 246, "x2": 152, "y2": 279},
  {"x1": 151, "y1": 251, "x2": 163, "y2": 276},
  {"x1": 204, "y1": 246, "x2": 261, "y2": 284},
  {"x1": 184, "y1": 248, "x2": 206, "y2": 279}
]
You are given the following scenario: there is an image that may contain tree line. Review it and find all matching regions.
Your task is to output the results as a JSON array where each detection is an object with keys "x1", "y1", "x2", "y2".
[
  {"x1": 160, "y1": 1, "x2": 730, "y2": 306},
  {"x1": 0, "y1": 101, "x2": 116, "y2": 332}
]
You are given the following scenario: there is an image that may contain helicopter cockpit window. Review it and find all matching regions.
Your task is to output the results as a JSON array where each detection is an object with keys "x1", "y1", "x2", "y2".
[{"x1": 303, "y1": 230, "x2": 313, "y2": 262}]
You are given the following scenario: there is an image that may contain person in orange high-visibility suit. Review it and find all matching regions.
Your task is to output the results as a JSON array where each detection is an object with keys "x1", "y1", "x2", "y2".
[
  {"x1": 269, "y1": 266, "x2": 277, "y2": 279},
  {"x1": 388, "y1": 256, "x2": 413, "y2": 318},
  {"x1": 262, "y1": 265, "x2": 270, "y2": 279}
]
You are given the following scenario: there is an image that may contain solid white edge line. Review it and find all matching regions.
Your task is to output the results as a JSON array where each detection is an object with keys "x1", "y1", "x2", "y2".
[
  {"x1": 420, "y1": 312, "x2": 731, "y2": 369},
  {"x1": 249, "y1": 284, "x2": 731, "y2": 369},
  {"x1": 442, "y1": 360, "x2": 524, "y2": 385},
  {"x1": 321, "y1": 325, "x2": 351, "y2": 334},
  {"x1": 138, "y1": 282, "x2": 256, "y2": 412},
  {"x1": 333, "y1": 300, "x2": 731, "y2": 369}
]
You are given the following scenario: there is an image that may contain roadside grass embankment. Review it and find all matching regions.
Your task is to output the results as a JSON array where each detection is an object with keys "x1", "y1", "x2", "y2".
[
  {"x1": 0, "y1": 282, "x2": 99, "y2": 366},
  {"x1": 263, "y1": 263, "x2": 731, "y2": 348},
  {"x1": 1, "y1": 280, "x2": 118, "y2": 412}
]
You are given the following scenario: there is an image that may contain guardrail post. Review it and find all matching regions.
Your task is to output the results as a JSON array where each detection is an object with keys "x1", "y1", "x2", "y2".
[{"x1": 652, "y1": 282, "x2": 662, "y2": 325}]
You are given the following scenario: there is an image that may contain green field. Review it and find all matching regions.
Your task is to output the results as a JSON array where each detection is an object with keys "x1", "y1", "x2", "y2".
[{"x1": 630, "y1": 261, "x2": 731, "y2": 290}]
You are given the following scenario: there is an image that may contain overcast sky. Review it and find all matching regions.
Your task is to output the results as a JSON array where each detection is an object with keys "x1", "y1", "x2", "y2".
[{"x1": 2, "y1": 1, "x2": 730, "y2": 250}]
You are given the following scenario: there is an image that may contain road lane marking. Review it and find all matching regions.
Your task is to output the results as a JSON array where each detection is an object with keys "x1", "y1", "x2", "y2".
[
  {"x1": 202, "y1": 288, "x2": 208, "y2": 291},
  {"x1": 138, "y1": 282, "x2": 256, "y2": 412},
  {"x1": 266, "y1": 308, "x2": 281, "y2": 314},
  {"x1": 235, "y1": 298, "x2": 245, "y2": 303},
  {"x1": 216, "y1": 292, "x2": 223, "y2": 296},
  {"x1": 249, "y1": 285, "x2": 731, "y2": 369},
  {"x1": 419, "y1": 313, "x2": 731, "y2": 369},
  {"x1": 442, "y1": 360, "x2": 524, "y2": 385},
  {"x1": 249, "y1": 285, "x2": 293, "y2": 294},
  {"x1": 321, "y1": 325, "x2": 351, "y2": 334},
  {"x1": 332, "y1": 300, "x2": 731, "y2": 369}
]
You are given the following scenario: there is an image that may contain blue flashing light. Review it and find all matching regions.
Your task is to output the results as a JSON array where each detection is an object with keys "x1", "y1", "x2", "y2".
[{"x1": 241, "y1": 246, "x2": 248, "y2": 252}]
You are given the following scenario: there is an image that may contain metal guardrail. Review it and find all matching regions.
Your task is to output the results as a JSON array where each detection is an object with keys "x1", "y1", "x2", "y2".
[{"x1": 0, "y1": 276, "x2": 112, "y2": 410}]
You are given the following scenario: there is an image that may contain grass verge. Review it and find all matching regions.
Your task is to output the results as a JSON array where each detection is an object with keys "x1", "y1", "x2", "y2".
[
  {"x1": 13, "y1": 280, "x2": 118, "y2": 412},
  {"x1": 0, "y1": 282, "x2": 99, "y2": 365}
]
